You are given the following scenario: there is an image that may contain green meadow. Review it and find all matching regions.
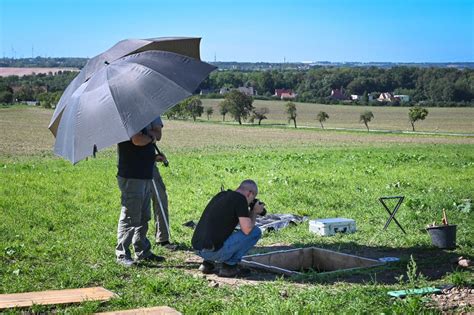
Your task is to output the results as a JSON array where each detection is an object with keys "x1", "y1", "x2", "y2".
[{"x1": 1, "y1": 106, "x2": 473, "y2": 313}]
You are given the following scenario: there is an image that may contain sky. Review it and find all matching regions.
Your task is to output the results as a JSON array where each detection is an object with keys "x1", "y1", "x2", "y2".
[{"x1": 0, "y1": 0, "x2": 473, "y2": 63}]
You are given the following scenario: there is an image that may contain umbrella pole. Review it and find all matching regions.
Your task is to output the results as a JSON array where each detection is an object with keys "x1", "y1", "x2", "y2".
[{"x1": 152, "y1": 178, "x2": 171, "y2": 242}]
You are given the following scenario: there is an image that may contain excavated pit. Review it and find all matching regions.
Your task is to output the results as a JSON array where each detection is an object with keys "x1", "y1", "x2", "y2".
[{"x1": 242, "y1": 247, "x2": 384, "y2": 276}]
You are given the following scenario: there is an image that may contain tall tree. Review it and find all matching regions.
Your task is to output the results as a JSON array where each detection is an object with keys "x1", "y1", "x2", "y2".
[
  {"x1": 219, "y1": 99, "x2": 231, "y2": 121},
  {"x1": 205, "y1": 106, "x2": 214, "y2": 120},
  {"x1": 185, "y1": 97, "x2": 203, "y2": 121},
  {"x1": 251, "y1": 107, "x2": 269, "y2": 125},
  {"x1": 359, "y1": 110, "x2": 374, "y2": 132},
  {"x1": 408, "y1": 106, "x2": 428, "y2": 131},
  {"x1": 225, "y1": 90, "x2": 254, "y2": 125},
  {"x1": 316, "y1": 111, "x2": 329, "y2": 129},
  {"x1": 165, "y1": 100, "x2": 187, "y2": 119},
  {"x1": 286, "y1": 102, "x2": 297, "y2": 128}
]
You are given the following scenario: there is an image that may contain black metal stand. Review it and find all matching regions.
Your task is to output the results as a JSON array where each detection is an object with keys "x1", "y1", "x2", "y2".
[{"x1": 379, "y1": 196, "x2": 406, "y2": 234}]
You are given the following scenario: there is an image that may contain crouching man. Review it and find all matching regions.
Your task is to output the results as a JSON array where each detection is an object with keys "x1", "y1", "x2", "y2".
[{"x1": 192, "y1": 180, "x2": 264, "y2": 277}]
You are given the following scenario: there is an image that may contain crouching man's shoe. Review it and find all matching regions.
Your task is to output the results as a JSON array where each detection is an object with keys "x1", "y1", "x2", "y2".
[
  {"x1": 219, "y1": 263, "x2": 251, "y2": 277},
  {"x1": 198, "y1": 260, "x2": 216, "y2": 274}
]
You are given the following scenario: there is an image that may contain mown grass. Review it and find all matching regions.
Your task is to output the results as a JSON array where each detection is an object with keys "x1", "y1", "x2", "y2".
[{"x1": 1, "y1": 107, "x2": 473, "y2": 313}]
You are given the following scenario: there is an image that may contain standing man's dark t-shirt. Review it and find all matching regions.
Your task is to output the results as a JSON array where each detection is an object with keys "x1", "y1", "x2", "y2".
[
  {"x1": 117, "y1": 140, "x2": 155, "y2": 179},
  {"x1": 192, "y1": 190, "x2": 250, "y2": 251}
]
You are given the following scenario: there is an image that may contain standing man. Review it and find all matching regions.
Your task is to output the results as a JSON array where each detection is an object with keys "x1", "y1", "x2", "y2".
[
  {"x1": 192, "y1": 179, "x2": 264, "y2": 277},
  {"x1": 147, "y1": 117, "x2": 175, "y2": 249},
  {"x1": 115, "y1": 128, "x2": 165, "y2": 267}
]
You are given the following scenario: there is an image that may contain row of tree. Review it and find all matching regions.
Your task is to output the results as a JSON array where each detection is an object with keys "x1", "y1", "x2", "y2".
[
  {"x1": 165, "y1": 90, "x2": 430, "y2": 132},
  {"x1": 0, "y1": 57, "x2": 87, "y2": 68},
  {"x1": 0, "y1": 71, "x2": 77, "y2": 106}
]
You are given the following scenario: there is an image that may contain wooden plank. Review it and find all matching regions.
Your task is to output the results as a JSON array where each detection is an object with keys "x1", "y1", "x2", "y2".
[
  {"x1": 0, "y1": 287, "x2": 116, "y2": 309},
  {"x1": 97, "y1": 306, "x2": 181, "y2": 315}
]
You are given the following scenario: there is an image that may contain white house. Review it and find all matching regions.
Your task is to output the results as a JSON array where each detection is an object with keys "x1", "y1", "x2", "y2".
[
  {"x1": 394, "y1": 94, "x2": 410, "y2": 102},
  {"x1": 219, "y1": 87, "x2": 231, "y2": 95},
  {"x1": 237, "y1": 86, "x2": 256, "y2": 96}
]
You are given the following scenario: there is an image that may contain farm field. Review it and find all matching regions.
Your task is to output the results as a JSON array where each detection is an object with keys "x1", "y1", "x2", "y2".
[
  {"x1": 0, "y1": 106, "x2": 473, "y2": 313},
  {"x1": 201, "y1": 99, "x2": 474, "y2": 134},
  {"x1": 0, "y1": 67, "x2": 79, "y2": 77}
]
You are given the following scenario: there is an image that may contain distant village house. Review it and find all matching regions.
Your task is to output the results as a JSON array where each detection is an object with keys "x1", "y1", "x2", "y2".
[
  {"x1": 220, "y1": 86, "x2": 256, "y2": 96},
  {"x1": 219, "y1": 87, "x2": 231, "y2": 95},
  {"x1": 377, "y1": 92, "x2": 396, "y2": 102},
  {"x1": 275, "y1": 89, "x2": 297, "y2": 100},
  {"x1": 328, "y1": 88, "x2": 349, "y2": 100},
  {"x1": 394, "y1": 94, "x2": 410, "y2": 102},
  {"x1": 237, "y1": 86, "x2": 256, "y2": 96},
  {"x1": 378, "y1": 92, "x2": 410, "y2": 103}
]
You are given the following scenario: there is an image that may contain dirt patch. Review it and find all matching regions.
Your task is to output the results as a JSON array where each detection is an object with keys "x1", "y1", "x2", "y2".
[
  {"x1": 429, "y1": 286, "x2": 474, "y2": 312},
  {"x1": 183, "y1": 251, "x2": 281, "y2": 287}
]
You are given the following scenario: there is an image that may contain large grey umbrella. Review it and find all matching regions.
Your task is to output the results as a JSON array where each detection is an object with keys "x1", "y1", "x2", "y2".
[
  {"x1": 52, "y1": 50, "x2": 216, "y2": 164},
  {"x1": 49, "y1": 37, "x2": 202, "y2": 135}
]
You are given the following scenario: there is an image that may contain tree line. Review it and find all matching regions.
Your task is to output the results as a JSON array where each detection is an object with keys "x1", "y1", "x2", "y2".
[
  {"x1": 0, "y1": 66, "x2": 472, "y2": 107},
  {"x1": 0, "y1": 71, "x2": 77, "y2": 107},
  {"x1": 200, "y1": 66, "x2": 473, "y2": 106},
  {"x1": 0, "y1": 57, "x2": 87, "y2": 68}
]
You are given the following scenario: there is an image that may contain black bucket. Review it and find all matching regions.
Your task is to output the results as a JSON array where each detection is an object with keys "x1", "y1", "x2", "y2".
[{"x1": 426, "y1": 225, "x2": 457, "y2": 249}]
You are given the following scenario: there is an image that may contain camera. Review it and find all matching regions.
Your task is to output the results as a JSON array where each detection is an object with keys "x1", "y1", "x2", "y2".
[{"x1": 249, "y1": 198, "x2": 267, "y2": 216}]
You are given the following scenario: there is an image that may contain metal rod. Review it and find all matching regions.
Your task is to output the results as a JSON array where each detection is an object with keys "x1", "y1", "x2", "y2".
[{"x1": 152, "y1": 178, "x2": 171, "y2": 241}]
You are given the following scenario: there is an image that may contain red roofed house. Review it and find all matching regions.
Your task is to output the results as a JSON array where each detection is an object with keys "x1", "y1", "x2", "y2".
[
  {"x1": 329, "y1": 88, "x2": 349, "y2": 100},
  {"x1": 275, "y1": 88, "x2": 293, "y2": 97},
  {"x1": 280, "y1": 92, "x2": 296, "y2": 100}
]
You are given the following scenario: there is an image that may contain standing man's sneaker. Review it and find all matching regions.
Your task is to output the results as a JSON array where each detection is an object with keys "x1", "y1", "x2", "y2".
[
  {"x1": 157, "y1": 241, "x2": 178, "y2": 251},
  {"x1": 138, "y1": 253, "x2": 166, "y2": 264},
  {"x1": 198, "y1": 260, "x2": 216, "y2": 274},
  {"x1": 219, "y1": 263, "x2": 238, "y2": 277},
  {"x1": 117, "y1": 257, "x2": 135, "y2": 268}
]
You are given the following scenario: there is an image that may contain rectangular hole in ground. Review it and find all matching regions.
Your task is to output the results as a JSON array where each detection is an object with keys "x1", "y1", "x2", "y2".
[{"x1": 242, "y1": 247, "x2": 384, "y2": 276}]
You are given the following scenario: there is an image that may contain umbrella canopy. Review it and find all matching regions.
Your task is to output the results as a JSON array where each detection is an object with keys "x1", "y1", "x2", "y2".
[
  {"x1": 53, "y1": 50, "x2": 216, "y2": 164},
  {"x1": 49, "y1": 37, "x2": 202, "y2": 135}
]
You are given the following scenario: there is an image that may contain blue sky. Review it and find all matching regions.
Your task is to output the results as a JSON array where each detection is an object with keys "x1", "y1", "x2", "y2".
[{"x1": 1, "y1": 0, "x2": 472, "y2": 62}]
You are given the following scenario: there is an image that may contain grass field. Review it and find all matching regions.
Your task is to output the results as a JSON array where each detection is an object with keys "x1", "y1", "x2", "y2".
[
  {"x1": 1, "y1": 106, "x2": 473, "y2": 313},
  {"x1": 201, "y1": 99, "x2": 474, "y2": 134}
]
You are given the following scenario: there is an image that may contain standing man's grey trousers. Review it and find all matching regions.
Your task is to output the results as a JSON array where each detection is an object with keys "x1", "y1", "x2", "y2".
[
  {"x1": 116, "y1": 176, "x2": 153, "y2": 260},
  {"x1": 152, "y1": 167, "x2": 169, "y2": 243}
]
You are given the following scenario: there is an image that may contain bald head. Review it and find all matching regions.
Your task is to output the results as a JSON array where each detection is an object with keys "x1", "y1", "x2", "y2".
[
  {"x1": 235, "y1": 179, "x2": 258, "y2": 205},
  {"x1": 237, "y1": 179, "x2": 258, "y2": 196}
]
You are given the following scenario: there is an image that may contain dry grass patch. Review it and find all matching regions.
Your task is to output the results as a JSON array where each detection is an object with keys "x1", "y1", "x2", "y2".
[
  {"x1": 202, "y1": 99, "x2": 474, "y2": 133},
  {"x1": 1, "y1": 106, "x2": 473, "y2": 158}
]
